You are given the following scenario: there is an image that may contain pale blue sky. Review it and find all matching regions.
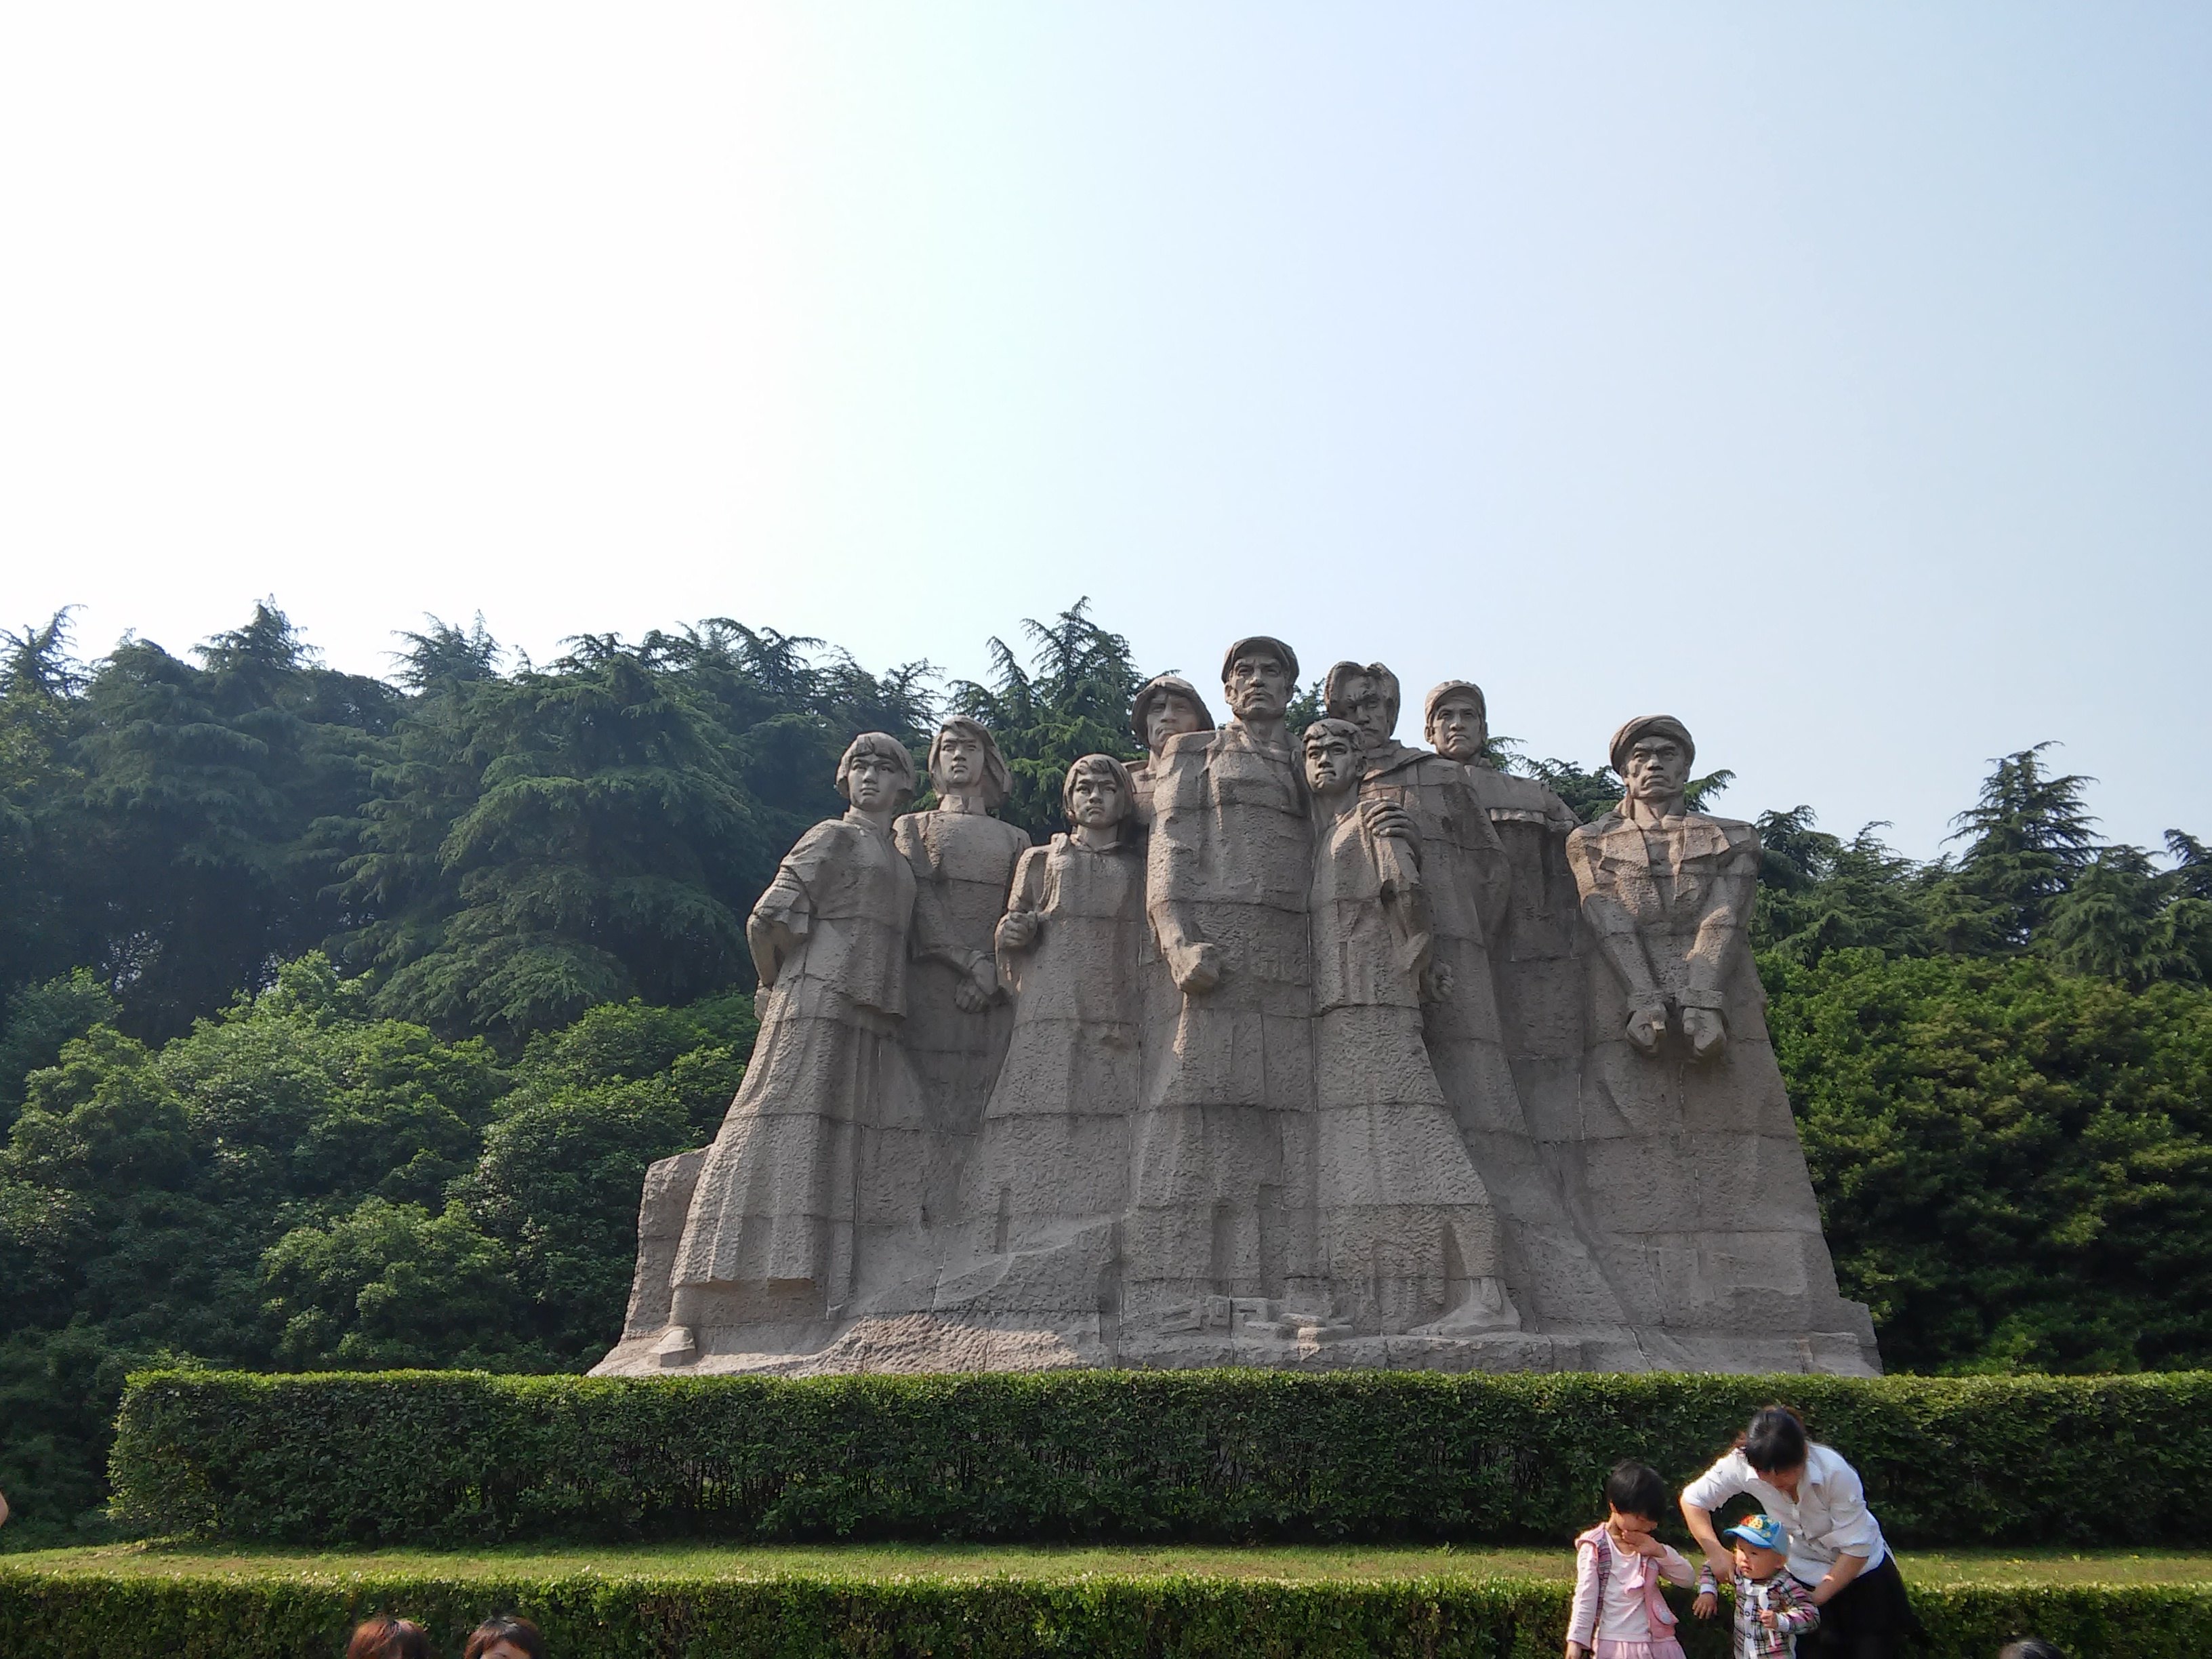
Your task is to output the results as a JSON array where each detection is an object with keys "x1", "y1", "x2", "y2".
[{"x1": 3, "y1": 4, "x2": 2206, "y2": 857}]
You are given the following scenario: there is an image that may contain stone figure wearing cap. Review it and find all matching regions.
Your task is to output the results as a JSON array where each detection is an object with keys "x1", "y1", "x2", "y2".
[
  {"x1": 1561, "y1": 716, "x2": 1872, "y2": 1359},
  {"x1": 894, "y1": 718, "x2": 1033, "y2": 1221},
  {"x1": 1127, "y1": 634, "x2": 1324, "y2": 1345},
  {"x1": 1328, "y1": 663, "x2": 1635, "y2": 1349},
  {"x1": 933, "y1": 754, "x2": 1149, "y2": 1351},
  {"x1": 1127, "y1": 674, "x2": 1214, "y2": 825},
  {"x1": 1301, "y1": 718, "x2": 1521, "y2": 1338},
  {"x1": 658, "y1": 733, "x2": 930, "y2": 1359}
]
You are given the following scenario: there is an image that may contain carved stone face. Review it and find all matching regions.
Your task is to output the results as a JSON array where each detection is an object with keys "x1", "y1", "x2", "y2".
[
  {"x1": 1303, "y1": 725, "x2": 1359, "y2": 798},
  {"x1": 1427, "y1": 693, "x2": 1486, "y2": 764},
  {"x1": 846, "y1": 752, "x2": 902, "y2": 812},
  {"x1": 1336, "y1": 675, "x2": 1397, "y2": 752},
  {"x1": 1225, "y1": 649, "x2": 1291, "y2": 721},
  {"x1": 1622, "y1": 735, "x2": 1689, "y2": 805},
  {"x1": 1067, "y1": 767, "x2": 1126, "y2": 828},
  {"x1": 1146, "y1": 693, "x2": 1206, "y2": 754},
  {"x1": 934, "y1": 730, "x2": 983, "y2": 792}
]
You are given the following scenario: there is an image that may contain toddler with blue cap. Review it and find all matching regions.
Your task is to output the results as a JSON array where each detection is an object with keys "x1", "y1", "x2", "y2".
[{"x1": 1695, "y1": 1513, "x2": 1821, "y2": 1659}]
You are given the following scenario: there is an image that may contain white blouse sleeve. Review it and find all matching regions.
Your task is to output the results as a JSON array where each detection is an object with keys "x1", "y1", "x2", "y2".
[
  {"x1": 1811, "y1": 1454, "x2": 1883, "y2": 1557},
  {"x1": 1681, "y1": 1450, "x2": 1750, "y2": 1513}
]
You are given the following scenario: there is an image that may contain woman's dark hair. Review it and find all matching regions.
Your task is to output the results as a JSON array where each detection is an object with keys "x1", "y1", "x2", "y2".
[
  {"x1": 1734, "y1": 1404, "x2": 1809, "y2": 1475},
  {"x1": 346, "y1": 1616, "x2": 434, "y2": 1659},
  {"x1": 1603, "y1": 1458, "x2": 1667, "y2": 1521},
  {"x1": 1998, "y1": 1643, "x2": 2067, "y2": 1659},
  {"x1": 464, "y1": 1614, "x2": 546, "y2": 1659}
]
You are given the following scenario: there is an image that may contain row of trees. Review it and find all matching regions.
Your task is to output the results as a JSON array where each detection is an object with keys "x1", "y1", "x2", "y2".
[{"x1": 2, "y1": 597, "x2": 2209, "y2": 1546}]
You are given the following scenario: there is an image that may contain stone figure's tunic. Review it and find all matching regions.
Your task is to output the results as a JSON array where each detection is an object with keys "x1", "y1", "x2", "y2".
[
  {"x1": 1130, "y1": 722, "x2": 1319, "y2": 1326},
  {"x1": 895, "y1": 807, "x2": 1031, "y2": 1228},
  {"x1": 1464, "y1": 764, "x2": 1593, "y2": 1189},
  {"x1": 671, "y1": 811, "x2": 922, "y2": 1323},
  {"x1": 935, "y1": 833, "x2": 1147, "y2": 1340},
  {"x1": 1564, "y1": 808, "x2": 1864, "y2": 1349},
  {"x1": 1361, "y1": 745, "x2": 1634, "y2": 1341},
  {"x1": 1308, "y1": 799, "x2": 1519, "y2": 1336}
]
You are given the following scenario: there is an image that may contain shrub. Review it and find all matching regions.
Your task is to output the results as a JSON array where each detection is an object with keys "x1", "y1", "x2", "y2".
[
  {"x1": 110, "y1": 1367, "x2": 2212, "y2": 1548},
  {"x1": 0, "y1": 1566, "x2": 2200, "y2": 1659}
]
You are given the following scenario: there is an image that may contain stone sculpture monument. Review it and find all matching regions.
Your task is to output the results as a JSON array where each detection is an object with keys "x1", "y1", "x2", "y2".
[{"x1": 599, "y1": 640, "x2": 1879, "y2": 1378}]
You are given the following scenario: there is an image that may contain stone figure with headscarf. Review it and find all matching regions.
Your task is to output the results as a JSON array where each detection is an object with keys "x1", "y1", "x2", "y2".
[
  {"x1": 1562, "y1": 715, "x2": 1877, "y2": 1368},
  {"x1": 653, "y1": 733, "x2": 930, "y2": 1362},
  {"x1": 895, "y1": 717, "x2": 1033, "y2": 1221},
  {"x1": 1127, "y1": 673, "x2": 1215, "y2": 824}
]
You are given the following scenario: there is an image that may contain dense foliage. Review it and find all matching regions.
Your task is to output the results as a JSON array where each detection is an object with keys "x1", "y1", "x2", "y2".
[
  {"x1": 4, "y1": 598, "x2": 2211, "y2": 1549},
  {"x1": 4, "y1": 1563, "x2": 2188, "y2": 1659},
  {"x1": 110, "y1": 1369, "x2": 2212, "y2": 1548}
]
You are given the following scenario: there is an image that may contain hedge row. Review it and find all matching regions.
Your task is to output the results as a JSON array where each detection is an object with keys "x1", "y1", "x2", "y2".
[
  {"x1": 111, "y1": 1368, "x2": 2212, "y2": 1548},
  {"x1": 1, "y1": 1570, "x2": 2198, "y2": 1659}
]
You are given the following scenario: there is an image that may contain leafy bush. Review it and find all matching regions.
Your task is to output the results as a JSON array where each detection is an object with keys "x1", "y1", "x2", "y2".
[
  {"x1": 111, "y1": 1368, "x2": 2212, "y2": 1549},
  {"x1": 0, "y1": 1565, "x2": 2198, "y2": 1659}
]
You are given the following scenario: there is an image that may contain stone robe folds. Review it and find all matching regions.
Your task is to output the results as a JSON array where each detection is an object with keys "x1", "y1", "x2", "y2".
[
  {"x1": 935, "y1": 833, "x2": 1147, "y2": 1338},
  {"x1": 671, "y1": 812, "x2": 922, "y2": 1326},
  {"x1": 1361, "y1": 745, "x2": 1634, "y2": 1343},
  {"x1": 895, "y1": 808, "x2": 1031, "y2": 1229},
  {"x1": 1564, "y1": 808, "x2": 1871, "y2": 1356},
  {"x1": 1131, "y1": 722, "x2": 1319, "y2": 1327},
  {"x1": 1309, "y1": 801, "x2": 1519, "y2": 1336}
]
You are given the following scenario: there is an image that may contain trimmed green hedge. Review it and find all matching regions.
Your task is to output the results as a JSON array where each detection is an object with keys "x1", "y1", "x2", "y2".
[
  {"x1": 110, "y1": 1369, "x2": 2212, "y2": 1549},
  {"x1": 1, "y1": 1569, "x2": 2199, "y2": 1659}
]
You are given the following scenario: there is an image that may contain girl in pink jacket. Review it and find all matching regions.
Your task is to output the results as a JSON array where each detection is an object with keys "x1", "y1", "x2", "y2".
[{"x1": 1566, "y1": 1460, "x2": 1698, "y2": 1659}]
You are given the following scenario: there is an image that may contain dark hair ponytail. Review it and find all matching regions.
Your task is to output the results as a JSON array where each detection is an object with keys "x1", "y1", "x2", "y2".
[{"x1": 1734, "y1": 1403, "x2": 1809, "y2": 1475}]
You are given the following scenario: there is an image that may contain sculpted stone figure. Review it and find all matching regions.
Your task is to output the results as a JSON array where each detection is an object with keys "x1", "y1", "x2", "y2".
[
  {"x1": 1128, "y1": 674, "x2": 1215, "y2": 824},
  {"x1": 1127, "y1": 635, "x2": 1324, "y2": 1346},
  {"x1": 895, "y1": 718, "x2": 1033, "y2": 1221},
  {"x1": 1328, "y1": 665, "x2": 1635, "y2": 1351},
  {"x1": 1563, "y1": 716, "x2": 1877, "y2": 1370},
  {"x1": 934, "y1": 754, "x2": 1147, "y2": 1353},
  {"x1": 1425, "y1": 680, "x2": 1591, "y2": 1164},
  {"x1": 654, "y1": 733, "x2": 927, "y2": 1361},
  {"x1": 1302, "y1": 718, "x2": 1521, "y2": 1338}
]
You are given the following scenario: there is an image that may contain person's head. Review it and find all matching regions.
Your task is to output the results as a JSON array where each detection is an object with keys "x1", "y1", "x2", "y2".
[
  {"x1": 1602, "y1": 1459, "x2": 1667, "y2": 1530},
  {"x1": 347, "y1": 1616, "x2": 434, "y2": 1659},
  {"x1": 1130, "y1": 674, "x2": 1215, "y2": 756},
  {"x1": 1736, "y1": 1404, "x2": 1809, "y2": 1481},
  {"x1": 836, "y1": 732, "x2": 918, "y2": 815},
  {"x1": 1323, "y1": 661, "x2": 1401, "y2": 752},
  {"x1": 1423, "y1": 681, "x2": 1489, "y2": 763},
  {"x1": 928, "y1": 717, "x2": 1012, "y2": 806},
  {"x1": 1997, "y1": 1642, "x2": 2068, "y2": 1659},
  {"x1": 1723, "y1": 1513, "x2": 1791, "y2": 1582},
  {"x1": 464, "y1": 1614, "x2": 547, "y2": 1659},
  {"x1": 1062, "y1": 753, "x2": 1134, "y2": 833},
  {"x1": 1302, "y1": 718, "x2": 1364, "y2": 799},
  {"x1": 1220, "y1": 636, "x2": 1298, "y2": 722},
  {"x1": 1608, "y1": 715, "x2": 1696, "y2": 809}
]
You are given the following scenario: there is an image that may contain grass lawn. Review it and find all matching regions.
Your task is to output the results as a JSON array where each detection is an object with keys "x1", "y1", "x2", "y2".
[{"x1": 7, "y1": 1542, "x2": 2209, "y2": 1587}]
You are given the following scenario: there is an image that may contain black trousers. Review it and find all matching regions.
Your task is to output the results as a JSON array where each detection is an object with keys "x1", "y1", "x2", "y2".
[{"x1": 1801, "y1": 1555, "x2": 1921, "y2": 1659}]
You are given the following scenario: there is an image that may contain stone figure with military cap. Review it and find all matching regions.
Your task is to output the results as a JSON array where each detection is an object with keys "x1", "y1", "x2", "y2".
[
  {"x1": 1562, "y1": 714, "x2": 1877, "y2": 1369},
  {"x1": 1128, "y1": 673, "x2": 1215, "y2": 825}
]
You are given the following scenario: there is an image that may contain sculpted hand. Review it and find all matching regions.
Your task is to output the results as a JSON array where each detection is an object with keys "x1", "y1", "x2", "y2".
[
  {"x1": 1692, "y1": 1593, "x2": 1718, "y2": 1622},
  {"x1": 1174, "y1": 942, "x2": 1224, "y2": 996},
  {"x1": 1625, "y1": 1002, "x2": 1667, "y2": 1054},
  {"x1": 1359, "y1": 799, "x2": 1415, "y2": 840},
  {"x1": 996, "y1": 909, "x2": 1041, "y2": 954},
  {"x1": 1682, "y1": 1006, "x2": 1727, "y2": 1059},
  {"x1": 953, "y1": 960, "x2": 998, "y2": 1013}
]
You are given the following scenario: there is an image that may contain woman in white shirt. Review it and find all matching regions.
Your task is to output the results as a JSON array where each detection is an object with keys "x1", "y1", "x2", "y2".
[{"x1": 1679, "y1": 1406, "x2": 1920, "y2": 1659}]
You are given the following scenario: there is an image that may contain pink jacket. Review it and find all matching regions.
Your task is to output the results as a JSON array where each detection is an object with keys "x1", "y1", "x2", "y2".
[{"x1": 1568, "y1": 1524, "x2": 1694, "y2": 1649}]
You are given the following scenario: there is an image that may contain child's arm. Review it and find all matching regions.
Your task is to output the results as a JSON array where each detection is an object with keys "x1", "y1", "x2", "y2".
[
  {"x1": 1565, "y1": 1538, "x2": 1601, "y2": 1657},
  {"x1": 1656, "y1": 1544, "x2": 1696, "y2": 1588},
  {"x1": 1774, "y1": 1579, "x2": 1820, "y2": 1635}
]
